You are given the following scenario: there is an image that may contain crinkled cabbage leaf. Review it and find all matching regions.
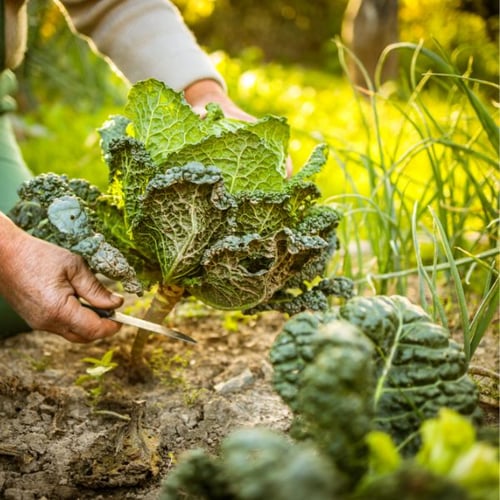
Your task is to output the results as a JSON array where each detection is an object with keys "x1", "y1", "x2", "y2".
[{"x1": 9, "y1": 79, "x2": 352, "y2": 311}]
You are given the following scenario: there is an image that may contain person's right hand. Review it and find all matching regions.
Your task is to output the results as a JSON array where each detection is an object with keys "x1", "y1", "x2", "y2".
[{"x1": 0, "y1": 214, "x2": 123, "y2": 343}]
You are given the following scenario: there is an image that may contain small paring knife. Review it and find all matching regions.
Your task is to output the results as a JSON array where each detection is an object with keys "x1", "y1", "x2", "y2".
[{"x1": 81, "y1": 302, "x2": 197, "y2": 345}]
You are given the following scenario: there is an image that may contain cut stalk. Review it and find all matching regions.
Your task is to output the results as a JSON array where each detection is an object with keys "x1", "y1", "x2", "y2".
[{"x1": 130, "y1": 283, "x2": 185, "y2": 369}]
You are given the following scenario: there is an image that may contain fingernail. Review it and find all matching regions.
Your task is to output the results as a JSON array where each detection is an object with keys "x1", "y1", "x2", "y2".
[{"x1": 111, "y1": 292, "x2": 124, "y2": 302}]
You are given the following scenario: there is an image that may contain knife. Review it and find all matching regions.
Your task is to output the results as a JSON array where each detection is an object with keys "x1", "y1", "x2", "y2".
[{"x1": 81, "y1": 302, "x2": 197, "y2": 344}]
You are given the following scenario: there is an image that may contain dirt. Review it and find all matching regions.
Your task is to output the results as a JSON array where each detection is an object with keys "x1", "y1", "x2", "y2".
[
  {"x1": 0, "y1": 294, "x2": 498, "y2": 500},
  {"x1": 0, "y1": 297, "x2": 292, "y2": 500}
]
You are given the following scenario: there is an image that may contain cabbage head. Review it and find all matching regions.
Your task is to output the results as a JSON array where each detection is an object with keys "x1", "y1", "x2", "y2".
[{"x1": 10, "y1": 79, "x2": 352, "y2": 312}]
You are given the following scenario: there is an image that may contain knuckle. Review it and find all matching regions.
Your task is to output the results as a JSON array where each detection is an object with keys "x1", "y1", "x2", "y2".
[{"x1": 68, "y1": 254, "x2": 85, "y2": 272}]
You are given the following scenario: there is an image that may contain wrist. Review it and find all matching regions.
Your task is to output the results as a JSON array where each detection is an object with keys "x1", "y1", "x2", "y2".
[
  {"x1": 183, "y1": 79, "x2": 226, "y2": 108},
  {"x1": 0, "y1": 213, "x2": 25, "y2": 259}
]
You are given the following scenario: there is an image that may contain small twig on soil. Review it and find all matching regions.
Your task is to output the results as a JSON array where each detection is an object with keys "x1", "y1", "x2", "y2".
[
  {"x1": 92, "y1": 409, "x2": 131, "y2": 421},
  {"x1": 468, "y1": 365, "x2": 500, "y2": 380}
]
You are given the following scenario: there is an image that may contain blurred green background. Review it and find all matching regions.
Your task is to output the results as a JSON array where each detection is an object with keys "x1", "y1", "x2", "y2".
[
  {"x1": 16, "y1": 0, "x2": 499, "y2": 102},
  {"x1": 13, "y1": 0, "x2": 498, "y2": 187}
]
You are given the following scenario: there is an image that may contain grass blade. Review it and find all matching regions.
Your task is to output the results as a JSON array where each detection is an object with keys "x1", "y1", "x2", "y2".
[{"x1": 428, "y1": 207, "x2": 471, "y2": 362}]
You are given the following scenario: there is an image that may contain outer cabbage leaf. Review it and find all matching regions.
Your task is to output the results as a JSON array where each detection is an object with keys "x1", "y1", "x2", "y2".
[
  {"x1": 124, "y1": 79, "x2": 208, "y2": 161},
  {"x1": 188, "y1": 229, "x2": 329, "y2": 310},
  {"x1": 232, "y1": 190, "x2": 292, "y2": 235},
  {"x1": 165, "y1": 121, "x2": 287, "y2": 193},
  {"x1": 338, "y1": 295, "x2": 480, "y2": 448},
  {"x1": 9, "y1": 174, "x2": 142, "y2": 294},
  {"x1": 132, "y1": 162, "x2": 236, "y2": 283},
  {"x1": 105, "y1": 136, "x2": 159, "y2": 229},
  {"x1": 98, "y1": 114, "x2": 131, "y2": 165},
  {"x1": 247, "y1": 204, "x2": 353, "y2": 314},
  {"x1": 287, "y1": 143, "x2": 329, "y2": 186}
]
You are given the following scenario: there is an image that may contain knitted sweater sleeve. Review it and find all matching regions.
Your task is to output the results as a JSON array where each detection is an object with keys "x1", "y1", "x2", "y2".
[{"x1": 56, "y1": 0, "x2": 226, "y2": 91}]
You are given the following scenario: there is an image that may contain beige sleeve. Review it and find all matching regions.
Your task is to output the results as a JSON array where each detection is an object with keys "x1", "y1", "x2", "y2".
[{"x1": 55, "y1": 0, "x2": 226, "y2": 91}]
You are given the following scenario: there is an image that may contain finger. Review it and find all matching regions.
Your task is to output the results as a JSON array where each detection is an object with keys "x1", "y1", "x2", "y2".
[
  {"x1": 68, "y1": 260, "x2": 124, "y2": 311},
  {"x1": 57, "y1": 295, "x2": 122, "y2": 342},
  {"x1": 285, "y1": 156, "x2": 293, "y2": 177},
  {"x1": 191, "y1": 105, "x2": 208, "y2": 119}
]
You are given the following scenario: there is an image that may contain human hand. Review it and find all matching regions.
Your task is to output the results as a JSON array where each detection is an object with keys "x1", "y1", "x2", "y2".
[
  {"x1": 184, "y1": 79, "x2": 254, "y2": 121},
  {"x1": 0, "y1": 214, "x2": 123, "y2": 343},
  {"x1": 184, "y1": 79, "x2": 293, "y2": 176}
]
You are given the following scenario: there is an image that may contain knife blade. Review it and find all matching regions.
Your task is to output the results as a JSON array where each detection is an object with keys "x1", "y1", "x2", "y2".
[{"x1": 81, "y1": 302, "x2": 197, "y2": 344}]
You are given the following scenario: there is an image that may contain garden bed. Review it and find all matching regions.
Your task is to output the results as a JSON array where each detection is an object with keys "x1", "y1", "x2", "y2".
[
  {"x1": 0, "y1": 303, "x2": 292, "y2": 499},
  {"x1": 0, "y1": 293, "x2": 498, "y2": 499}
]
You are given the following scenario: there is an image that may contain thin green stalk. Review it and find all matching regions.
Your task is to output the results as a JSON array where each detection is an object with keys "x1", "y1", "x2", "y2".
[
  {"x1": 410, "y1": 202, "x2": 448, "y2": 325},
  {"x1": 429, "y1": 208, "x2": 471, "y2": 362},
  {"x1": 336, "y1": 41, "x2": 406, "y2": 291},
  {"x1": 470, "y1": 275, "x2": 499, "y2": 355},
  {"x1": 351, "y1": 246, "x2": 499, "y2": 284}
]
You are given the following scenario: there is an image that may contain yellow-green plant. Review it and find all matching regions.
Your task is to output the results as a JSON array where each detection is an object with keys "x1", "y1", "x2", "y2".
[{"x1": 75, "y1": 348, "x2": 118, "y2": 402}]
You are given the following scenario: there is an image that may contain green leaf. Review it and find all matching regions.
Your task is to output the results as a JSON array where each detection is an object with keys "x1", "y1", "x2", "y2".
[
  {"x1": 133, "y1": 162, "x2": 236, "y2": 283},
  {"x1": 189, "y1": 229, "x2": 328, "y2": 310},
  {"x1": 417, "y1": 408, "x2": 500, "y2": 500},
  {"x1": 338, "y1": 296, "x2": 481, "y2": 451},
  {"x1": 98, "y1": 114, "x2": 131, "y2": 165},
  {"x1": 105, "y1": 136, "x2": 158, "y2": 229},
  {"x1": 125, "y1": 79, "x2": 206, "y2": 163},
  {"x1": 86, "y1": 365, "x2": 115, "y2": 378},
  {"x1": 165, "y1": 116, "x2": 288, "y2": 193},
  {"x1": 289, "y1": 143, "x2": 329, "y2": 184},
  {"x1": 365, "y1": 431, "x2": 402, "y2": 475}
]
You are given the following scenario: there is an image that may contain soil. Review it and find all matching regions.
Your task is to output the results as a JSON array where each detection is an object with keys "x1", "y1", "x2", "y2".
[{"x1": 0, "y1": 294, "x2": 498, "y2": 500}]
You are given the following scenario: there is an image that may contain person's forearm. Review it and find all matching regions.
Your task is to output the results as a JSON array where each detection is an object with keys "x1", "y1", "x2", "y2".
[{"x1": 0, "y1": 213, "x2": 24, "y2": 271}]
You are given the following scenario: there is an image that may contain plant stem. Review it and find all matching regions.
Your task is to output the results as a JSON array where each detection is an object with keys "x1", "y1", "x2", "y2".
[
  {"x1": 352, "y1": 247, "x2": 499, "y2": 285},
  {"x1": 130, "y1": 283, "x2": 185, "y2": 367},
  {"x1": 468, "y1": 365, "x2": 500, "y2": 380}
]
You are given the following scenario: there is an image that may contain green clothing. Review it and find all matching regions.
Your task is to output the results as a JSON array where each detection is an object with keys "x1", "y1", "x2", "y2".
[
  {"x1": 0, "y1": 70, "x2": 32, "y2": 337},
  {"x1": 0, "y1": 72, "x2": 32, "y2": 208}
]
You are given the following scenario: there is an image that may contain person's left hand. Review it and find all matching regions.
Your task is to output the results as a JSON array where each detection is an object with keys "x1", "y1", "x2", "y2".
[{"x1": 184, "y1": 79, "x2": 255, "y2": 121}]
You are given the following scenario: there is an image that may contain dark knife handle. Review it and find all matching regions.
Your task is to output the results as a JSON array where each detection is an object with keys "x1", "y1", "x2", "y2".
[{"x1": 80, "y1": 302, "x2": 115, "y2": 319}]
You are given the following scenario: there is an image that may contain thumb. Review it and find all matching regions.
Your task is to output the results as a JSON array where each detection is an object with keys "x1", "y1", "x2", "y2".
[{"x1": 71, "y1": 264, "x2": 124, "y2": 310}]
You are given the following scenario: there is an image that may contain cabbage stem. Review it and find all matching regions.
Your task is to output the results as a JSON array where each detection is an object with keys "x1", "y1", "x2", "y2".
[{"x1": 130, "y1": 283, "x2": 185, "y2": 369}]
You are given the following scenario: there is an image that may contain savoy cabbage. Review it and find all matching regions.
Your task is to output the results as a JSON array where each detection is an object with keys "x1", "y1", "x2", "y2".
[
  {"x1": 270, "y1": 295, "x2": 481, "y2": 455},
  {"x1": 9, "y1": 79, "x2": 352, "y2": 360}
]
